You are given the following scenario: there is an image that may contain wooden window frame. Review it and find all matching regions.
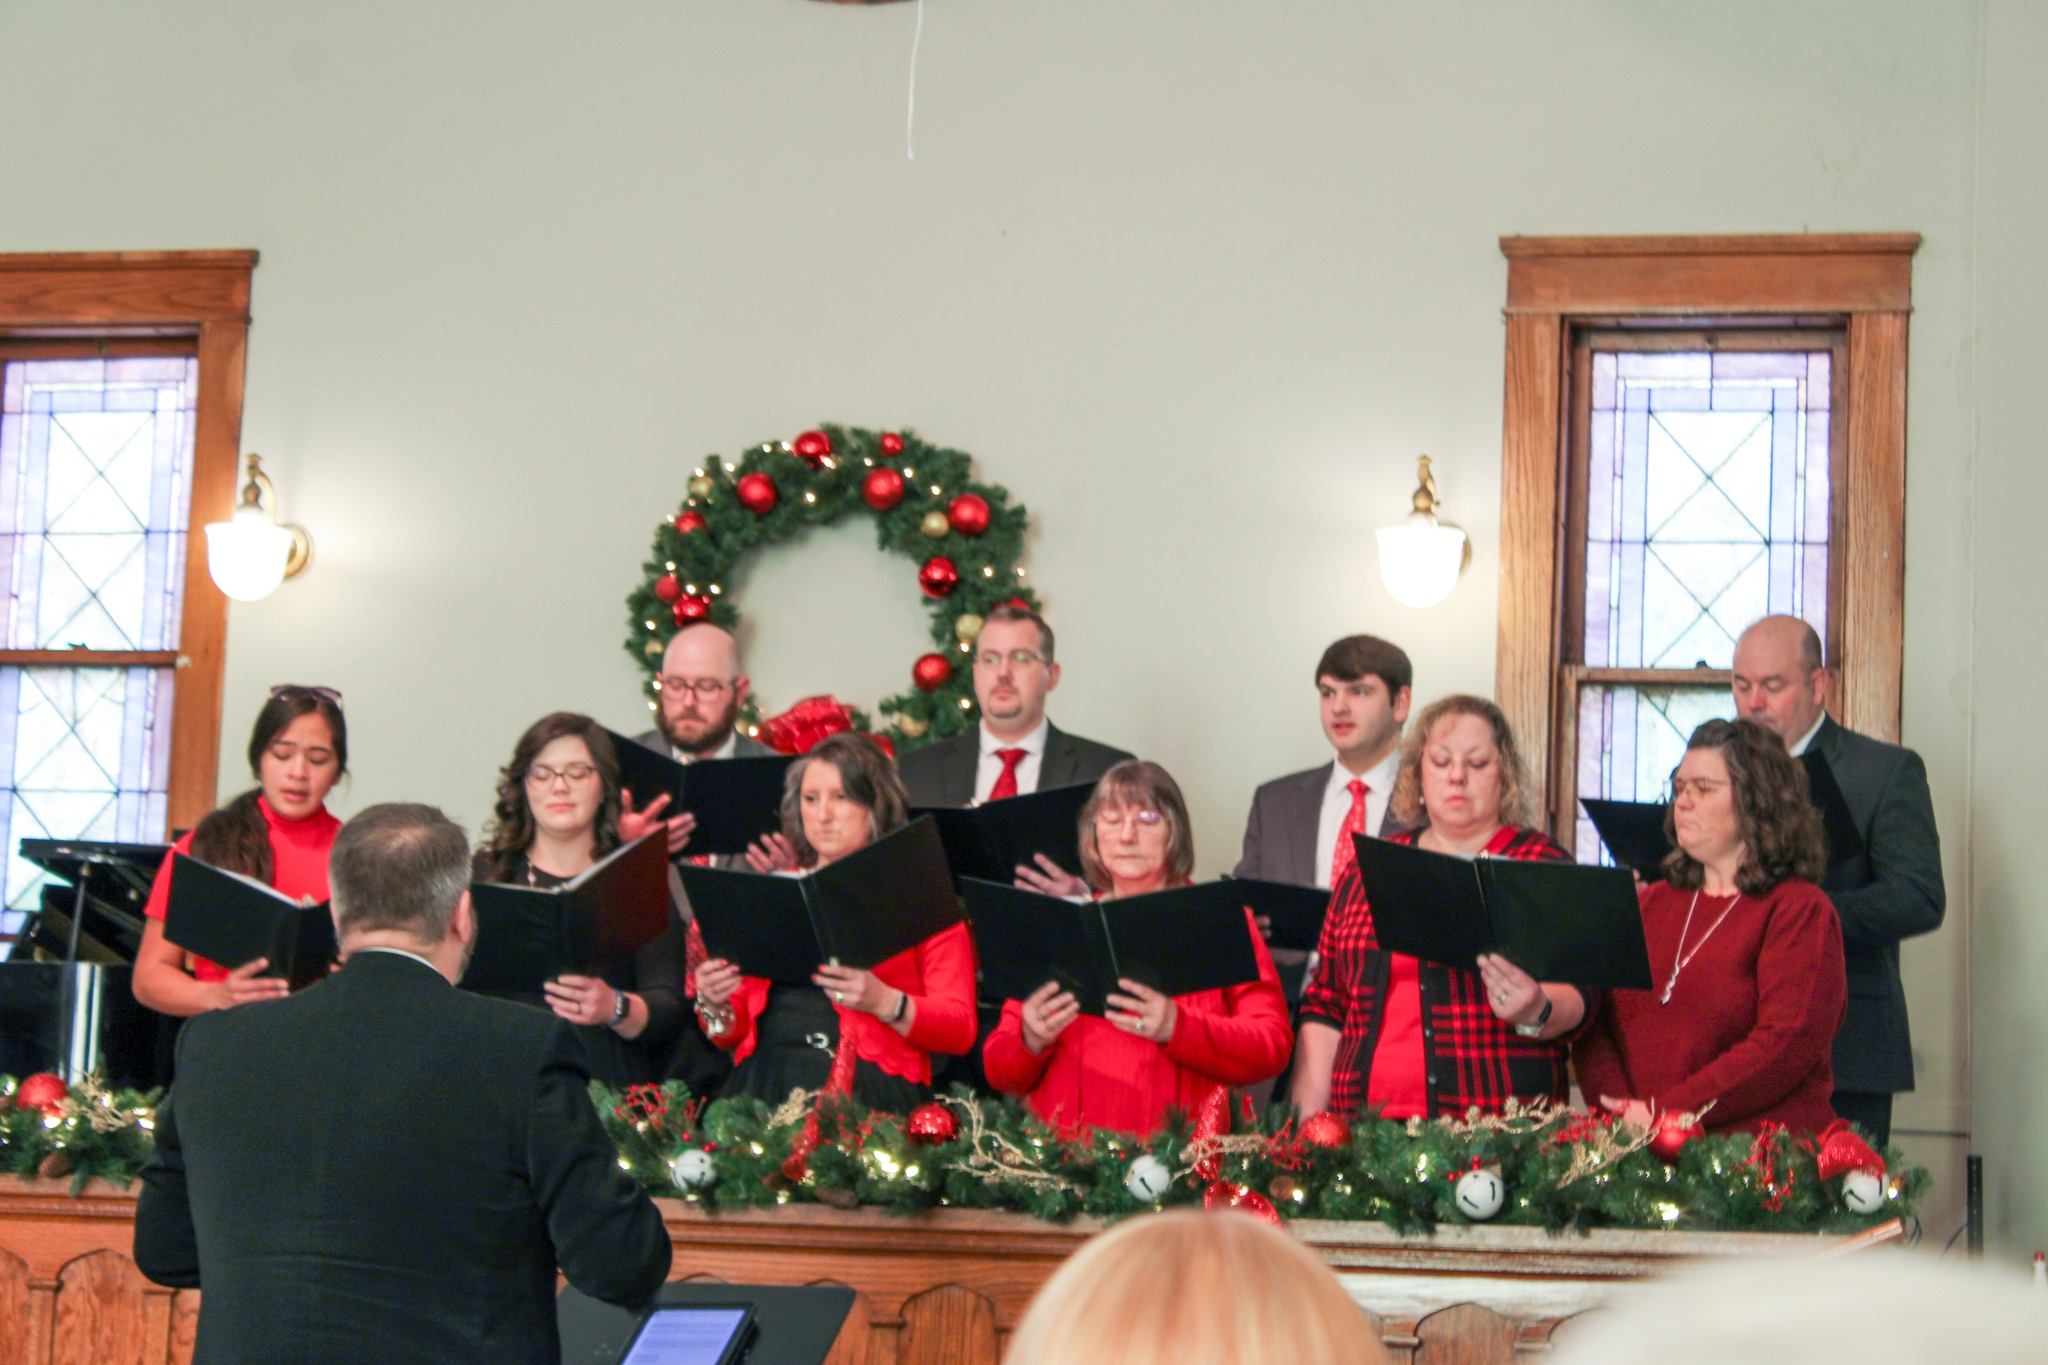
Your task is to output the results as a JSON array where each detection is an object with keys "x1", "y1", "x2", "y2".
[
  {"x1": 1494, "y1": 233, "x2": 1919, "y2": 830},
  {"x1": 0, "y1": 250, "x2": 259, "y2": 834}
]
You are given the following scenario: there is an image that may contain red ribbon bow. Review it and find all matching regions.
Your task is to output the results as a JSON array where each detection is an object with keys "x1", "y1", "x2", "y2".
[
  {"x1": 758, "y1": 695, "x2": 894, "y2": 759},
  {"x1": 1812, "y1": 1118, "x2": 1885, "y2": 1180}
]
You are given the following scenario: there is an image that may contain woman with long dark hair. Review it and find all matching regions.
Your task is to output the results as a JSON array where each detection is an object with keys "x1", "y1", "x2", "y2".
[
  {"x1": 471, "y1": 711, "x2": 686, "y2": 1086},
  {"x1": 133, "y1": 686, "x2": 348, "y2": 1016}
]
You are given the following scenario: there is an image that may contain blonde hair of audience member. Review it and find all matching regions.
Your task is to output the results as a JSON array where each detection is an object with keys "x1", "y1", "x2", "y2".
[{"x1": 1003, "y1": 1209, "x2": 1386, "y2": 1365}]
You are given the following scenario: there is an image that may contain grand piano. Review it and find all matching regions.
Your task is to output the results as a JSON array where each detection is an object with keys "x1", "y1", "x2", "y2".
[{"x1": 0, "y1": 838, "x2": 179, "y2": 1088}]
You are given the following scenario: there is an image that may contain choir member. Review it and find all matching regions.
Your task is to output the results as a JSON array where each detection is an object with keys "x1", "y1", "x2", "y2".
[
  {"x1": 1290, "y1": 695, "x2": 1591, "y2": 1120},
  {"x1": 691, "y1": 733, "x2": 975, "y2": 1110},
  {"x1": 471, "y1": 712, "x2": 684, "y2": 1086},
  {"x1": 982, "y1": 761, "x2": 1291, "y2": 1137},
  {"x1": 133, "y1": 686, "x2": 347, "y2": 1016},
  {"x1": 1573, "y1": 718, "x2": 1846, "y2": 1136}
]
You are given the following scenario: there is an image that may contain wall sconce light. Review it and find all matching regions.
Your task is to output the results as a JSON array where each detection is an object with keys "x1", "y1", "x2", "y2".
[
  {"x1": 1375, "y1": 455, "x2": 1469, "y2": 609},
  {"x1": 205, "y1": 454, "x2": 312, "y2": 602}
]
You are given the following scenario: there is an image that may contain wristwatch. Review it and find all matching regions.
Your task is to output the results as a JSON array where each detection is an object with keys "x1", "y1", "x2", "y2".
[
  {"x1": 1512, "y1": 996, "x2": 1554, "y2": 1038},
  {"x1": 610, "y1": 990, "x2": 631, "y2": 1029}
]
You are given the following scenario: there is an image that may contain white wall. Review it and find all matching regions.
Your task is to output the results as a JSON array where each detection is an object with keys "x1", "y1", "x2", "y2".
[{"x1": 0, "y1": 0, "x2": 2019, "y2": 1249}]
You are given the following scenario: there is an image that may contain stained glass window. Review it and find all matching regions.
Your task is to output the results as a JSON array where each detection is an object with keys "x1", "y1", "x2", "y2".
[
  {"x1": 0, "y1": 355, "x2": 195, "y2": 936},
  {"x1": 1572, "y1": 683, "x2": 1735, "y2": 865}
]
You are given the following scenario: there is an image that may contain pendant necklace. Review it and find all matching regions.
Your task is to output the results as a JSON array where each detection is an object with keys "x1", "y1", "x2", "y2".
[{"x1": 1660, "y1": 888, "x2": 1742, "y2": 1005}]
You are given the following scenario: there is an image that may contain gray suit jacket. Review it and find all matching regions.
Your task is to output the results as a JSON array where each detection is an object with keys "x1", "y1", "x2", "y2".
[
  {"x1": 1234, "y1": 761, "x2": 1405, "y2": 885},
  {"x1": 1809, "y1": 715, "x2": 1946, "y2": 1095},
  {"x1": 627, "y1": 727, "x2": 779, "y2": 909},
  {"x1": 894, "y1": 721, "x2": 1132, "y2": 808}
]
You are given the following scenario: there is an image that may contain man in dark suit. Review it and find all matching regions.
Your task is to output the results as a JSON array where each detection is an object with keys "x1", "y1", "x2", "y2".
[
  {"x1": 134, "y1": 804, "x2": 672, "y2": 1364},
  {"x1": 896, "y1": 603, "x2": 1130, "y2": 891},
  {"x1": 629, "y1": 623, "x2": 779, "y2": 854},
  {"x1": 1733, "y1": 616, "x2": 1945, "y2": 1146}
]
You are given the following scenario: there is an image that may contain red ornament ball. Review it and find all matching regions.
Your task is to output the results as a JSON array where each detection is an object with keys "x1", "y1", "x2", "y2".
[
  {"x1": 1299, "y1": 1112, "x2": 1352, "y2": 1150},
  {"x1": 879, "y1": 431, "x2": 905, "y2": 457},
  {"x1": 905, "y1": 1102, "x2": 958, "y2": 1144},
  {"x1": 912, "y1": 652, "x2": 954, "y2": 692},
  {"x1": 946, "y1": 493, "x2": 991, "y2": 537},
  {"x1": 918, "y1": 556, "x2": 960, "y2": 599},
  {"x1": 674, "y1": 510, "x2": 706, "y2": 535},
  {"x1": 653, "y1": 575, "x2": 682, "y2": 604},
  {"x1": 736, "y1": 472, "x2": 778, "y2": 515},
  {"x1": 862, "y1": 467, "x2": 906, "y2": 512},
  {"x1": 15, "y1": 1072, "x2": 68, "y2": 1116},
  {"x1": 1000, "y1": 595, "x2": 1032, "y2": 612},
  {"x1": 672, "y1": 595, "x2": 711, "y2": 626},
  {"x1": 793, "y1": 429, "x2": 832, "y2": 466},
  {"x1": 1649, "y1": 1118, "x2": 1705, "y2": 1164}
]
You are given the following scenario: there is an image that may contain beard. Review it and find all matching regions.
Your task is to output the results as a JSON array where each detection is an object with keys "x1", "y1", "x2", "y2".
[{"x1": 663, "y1": 696, "x2": 740, "y2": 756}]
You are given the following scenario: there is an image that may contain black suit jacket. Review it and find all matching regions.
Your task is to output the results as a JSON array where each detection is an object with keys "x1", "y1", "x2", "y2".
[
  {"x1": 1234, "y1": 761, "x2": 1406, "y2": 885},
  {"x1": 135, "y1": 951, "x2": 672, "y2": 1365},
  {"x1": 1808, "y1": 715, "x2": 1946, "y2": 1095},
  {"x1": 895, "y1": 721, "x2": 1132, "y2": 807}
]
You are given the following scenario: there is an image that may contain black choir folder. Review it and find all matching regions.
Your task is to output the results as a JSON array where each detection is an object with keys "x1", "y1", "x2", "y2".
[
  {"x1": 1225, "y1": 876, "x2": 1333, "y2": 953},
  {"x1": 603, "y1": 729, "x2": 795, "y2": 856},
  {"x1": 913, "y1": 782, "x2": 1093, "y2": 884},
  {"x1": 463, "y1": 833, "x2": 672, "y2": 993},
  {"x1": 965, "y1": 879, "x2": 1263, "y2": 1014},
  {"x1": 679, "y1": 817, "x2": 962, "y2": 984},
  {"x1": 1579, "y1": 798, "x2": 1672, "y2": 879},
  {"x1": 163, "y1": 854, "x2": 336, "y2": 989},
  {"x1": 1353, "y1": 835, "x2": 1653, "y2": 990}
]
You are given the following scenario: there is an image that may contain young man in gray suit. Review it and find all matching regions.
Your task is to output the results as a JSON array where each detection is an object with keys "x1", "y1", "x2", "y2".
[
  {"x1": 1732, "y1": 615, "x2": 1945, "y2": 1147},
  {"x1": 628, "y1": 624, "x2": 778, "y2": 856}
]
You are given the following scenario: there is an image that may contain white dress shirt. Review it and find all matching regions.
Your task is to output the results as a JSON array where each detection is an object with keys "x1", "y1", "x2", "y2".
[
  {"x1": 1311, "y1": 748, "x2": 1402, "y2": 889},
  {"x1": 1787, "y1": 712, "x2": 1826, "y2": 758},
  {"x1": 670, "y1": 730, "x2": 739, "y2": 765},
  {"x1": 973, "y1": 718, "x2": 1050, "y2": 803}
]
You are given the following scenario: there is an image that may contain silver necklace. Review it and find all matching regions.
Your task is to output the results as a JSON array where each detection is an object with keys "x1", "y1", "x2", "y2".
[{"x1": 1660, "y1": 888, "x2": 1742, "y2": 1005}]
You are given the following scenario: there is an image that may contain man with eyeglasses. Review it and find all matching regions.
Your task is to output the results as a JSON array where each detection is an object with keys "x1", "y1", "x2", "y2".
[
  {"x1": 1730, "y1": 614, "x2": 1944, "y2": 1147},
  {"x1": 630, "y1": 626, "x2": 778, "y2": 845},
  {"x1": 897, "y1": 603, "x2": 1131, "y2": 891}
]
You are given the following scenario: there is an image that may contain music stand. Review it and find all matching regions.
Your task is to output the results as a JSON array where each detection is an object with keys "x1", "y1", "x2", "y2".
[{"x1": 558, "y1": 1281, "x2": 854, "y2": 1365}]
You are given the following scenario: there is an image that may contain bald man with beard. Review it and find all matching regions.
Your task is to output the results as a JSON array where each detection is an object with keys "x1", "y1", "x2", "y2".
[{"x1": 1730, "y1": 615, "x2": 1945, "y2": 1146}]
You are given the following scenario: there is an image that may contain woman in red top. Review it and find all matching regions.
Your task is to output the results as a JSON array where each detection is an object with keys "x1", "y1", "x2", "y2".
[
  {"x1": 133, "y1": 686, "x2": 347, "y2": 1016},
  {"x1": 1573, "y1": 718, "x2": 1845, "y2": 1136},
  {"x1": 691, "y1": 733, "x2": 975, "y2": 1110},
  {"x1": 1291, "y1": 695, "x2": 1594, "y2": 1121},
  {"x1": 983, "y1": 761, "x2": 1291, "y2": 1137}
]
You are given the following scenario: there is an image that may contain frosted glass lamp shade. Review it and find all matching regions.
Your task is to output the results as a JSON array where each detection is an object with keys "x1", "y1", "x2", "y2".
[
  {"x1": 1376, "y1": 513, "x2": 1468, "y2": 609},
  {"x1": 206, "y1": 507, "x2": 296, "y2": 602}
]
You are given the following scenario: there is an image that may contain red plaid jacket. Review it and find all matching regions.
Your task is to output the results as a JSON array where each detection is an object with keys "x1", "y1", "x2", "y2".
[{"x1": 1298, "y1": 824, "x2": 1596, "y2": 1120}]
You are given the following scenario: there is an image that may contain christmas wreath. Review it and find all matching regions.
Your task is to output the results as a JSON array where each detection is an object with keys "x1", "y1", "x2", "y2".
[{"x1": 623, "y1": 426, "x2": 1033, "y2": 750}]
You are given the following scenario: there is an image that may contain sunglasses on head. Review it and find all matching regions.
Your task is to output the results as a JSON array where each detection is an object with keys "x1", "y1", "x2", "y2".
[{"x1": 269, "y1": 683, "x2": 344, "y2": 705}]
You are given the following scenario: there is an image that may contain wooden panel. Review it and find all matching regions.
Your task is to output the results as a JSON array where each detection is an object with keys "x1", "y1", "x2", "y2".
[
  {"x1": 812, "y1": 1282, "x2": 876, "y2": 1365},
  {"x1": 0, "y1": 652, "x2": 180, "y2": 668},
  {"x1": 0, "y1": 254, "x2": 256, "y2": 327},
  {"x1": 0, "y1": 1247, "x2": 28, "y2": 1365},
  {"x1": 169, "y1": 1291, "x2": 200, "y2": 1365},
  {"x1": 51, "y1": 1250, "x2": 149, "y2": 1365},
  {"x1": 1839, "y1": 312, "x2": 1910, "y2": 742},
  {"x1": 1502, "y1": 235, "x2": 1919, "y2": 315},
  {"x1": 1495, "y1": 313, "x2": 1566, "y2": 819},
  {"x1": 897, "y1": 1284, "x2": 998, "y2": 1365},
  {"x1": 1413, "y1": 1303, "x2": 1520, "y2": 1365}
]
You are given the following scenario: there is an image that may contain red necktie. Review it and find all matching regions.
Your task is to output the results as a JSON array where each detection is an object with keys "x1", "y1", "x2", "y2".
[
  {"x1": 1330, "y1": 779, "x2": 1369, "y2": 887},
  {"x1": 988, "y1": 747, "x2": 1029, "y2": 802}
]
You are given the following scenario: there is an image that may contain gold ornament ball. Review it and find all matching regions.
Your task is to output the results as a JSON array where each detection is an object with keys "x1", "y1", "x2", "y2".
[
  {"x1": 954, "y1": 614, "x2": 984, "y2": 646},
  {"x1": 896, "y1": 714, "x2": 930, "y2": 739},
  {"x1": 643, "y1": 639, "x2": 664, "y2": 658},
  {"x1": 920, "y1": 510, "x2": 950, "y2": 538},
  {"x1": 688, "y1": 475, "x2": 715, "y2": 500}
]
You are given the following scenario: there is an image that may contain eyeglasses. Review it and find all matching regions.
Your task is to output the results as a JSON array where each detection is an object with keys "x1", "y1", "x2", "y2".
[
  {"x1": 656, "y1": 676, "x2": 735, "y2": 699},
  {"x1": 1094, "y1": 807, "x2": 1164, "y2": 830},
  {"x1": 973, "y1": 649, "x2": 1047, "y2": 671},
  {"x1": 270, "y1": 683, "x2": 343, "y2": 704},
  {"x1": 526, "y1": 762, "x2": 598, "y2": 787},
  {"x1": 1667, "y1": 777, "x2": 1728, "y2": 801}
]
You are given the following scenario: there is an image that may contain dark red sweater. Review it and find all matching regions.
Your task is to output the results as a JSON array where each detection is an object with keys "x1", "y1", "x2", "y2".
[{"x1": 1573, "y1": 877, "x2": 1845, "y2": 1135}]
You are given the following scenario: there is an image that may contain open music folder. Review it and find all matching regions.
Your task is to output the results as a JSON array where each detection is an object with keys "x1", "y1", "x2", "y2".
[
  {"x1": 464, "y1": 833, "x2": 673, "y2": 993},
  {"x1": 913, "y1": 781, "x2": 1093, "y2": 884},
  {"x1": 604, "y1": 731, "x2": 796, "y2": 856},
  {"x1": 679, "y1": 817, "x2": 963, "y2": 984},
  {"x1": 1223, "y1": 876, "x2": 1334, "y2": 953},
  {"x1": 964, "y1": 878, "x2": 1264, "y2": 1014},
  {"x1": 1579, "y1": 798, "x2": 1673, "y2": 879},
  {"x1": 164, "y1": 854, "x2": 336, "y2": 989},
  {"x1": 1353, "y1": 835, "x2": 1653, "y2": 989}
]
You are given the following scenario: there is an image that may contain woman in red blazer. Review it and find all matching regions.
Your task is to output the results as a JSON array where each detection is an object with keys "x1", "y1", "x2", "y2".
[
  {"x1": 984, "y1": 760, "x2": 1291, "y2": 1137},
  {"x1": 691, "y1": 733, "x2": 974, "y2": 1110}
]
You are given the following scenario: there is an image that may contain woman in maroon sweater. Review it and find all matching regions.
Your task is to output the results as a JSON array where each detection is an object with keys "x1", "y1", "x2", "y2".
[{"x1": 1574, "y1": 718, "x2": 1846, "y2": 1136}]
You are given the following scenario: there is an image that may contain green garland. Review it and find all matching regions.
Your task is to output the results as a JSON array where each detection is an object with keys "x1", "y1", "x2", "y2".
[
  {"x1": 622, "y1": 425, "x2": 1034, "y2": 749},
  {"x1": 4, "y1": 1073, "x2": 1924, "y2": 1238}
]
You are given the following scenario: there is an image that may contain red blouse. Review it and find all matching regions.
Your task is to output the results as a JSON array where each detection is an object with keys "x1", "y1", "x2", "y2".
[
  {"x1": 142, "y1": 798, "x2": 342, "y2": 983},
  {"x1": 1572, "y1": 878, "x2": 1845, "y2": 1135},
  {"x1": 706, "y1": 922, "x2": 977, "y2": 1086},
  {"x1": 982, "y1": 908, "x2": 1292, "y2": 1138}
]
